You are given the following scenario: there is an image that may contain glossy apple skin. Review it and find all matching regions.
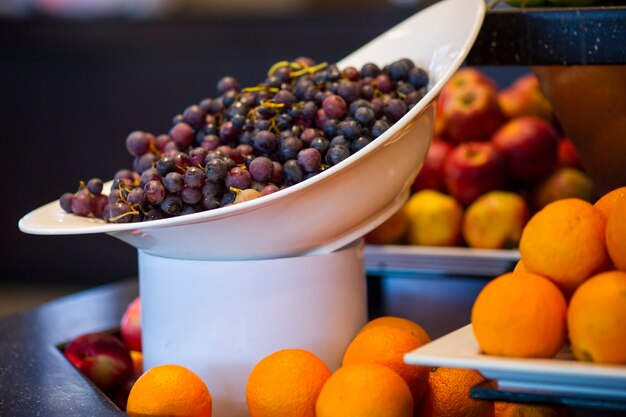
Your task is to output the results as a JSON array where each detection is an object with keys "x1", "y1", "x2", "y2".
[
  {"x1": 462, "y1": 191, "x2": 530, "y2": 250},
  {"x1": 497, "y1": 74, "x2": 554, "y2": 123},
  {"x1": 491, "y1": 116, "x2": 559, "y2": 184},
  {"x1": 557, "y1": 137, "x2": 583, "y2": 170},
  {"x1": 64, "y1": 332, "x2": 134, "y2": 392},
  {"x1": 120, "y1": 296, "x2": 142, "y2": 352},
  {"x1": 437, "y1": 69, "x2": 504, "y2": 143},
  {"x1": 443, "y1": 141, "x2": 508, "y2": 206},
  {"x1": 410, "y1": 138, "x2": 454, "y2": 193}
]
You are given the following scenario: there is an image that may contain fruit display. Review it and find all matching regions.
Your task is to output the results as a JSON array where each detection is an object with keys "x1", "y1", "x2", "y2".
[
  {"x1": 366, "y1": 68, "x2": 596, "y2": 250},
  {"x1": 59, "y1": 57, "x2": 430, "y2": 224},
  {"x1": 472, "y1": 189, "x2": 626, "y2": 364}
]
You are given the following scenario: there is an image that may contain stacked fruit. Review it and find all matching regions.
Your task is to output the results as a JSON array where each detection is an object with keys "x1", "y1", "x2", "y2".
[
  {"x1": 366, "y1": 68, "x2": 595, "y2": 250},
  {"x1": 59, "y1": 57, "x2": 430, "y2": 223},
  {"x1": 62, "y1": 296, "x2": 142, "y2": 411},
  {"x1": 472, "y1": 187, "x2": 626, "y2": 364},
  {"x1": 76, "y1": 310, "x2": 568, "y2": 417}
]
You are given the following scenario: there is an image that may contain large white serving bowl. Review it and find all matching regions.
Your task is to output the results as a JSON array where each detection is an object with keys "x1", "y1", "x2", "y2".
[{"x1": 19, "y1": 0, "x2": 486, "y2": 260}]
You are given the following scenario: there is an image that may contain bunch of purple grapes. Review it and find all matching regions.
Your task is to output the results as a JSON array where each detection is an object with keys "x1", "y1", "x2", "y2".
[{"x1": 60, "y1": 57, "x2": 429, "y2": 223}]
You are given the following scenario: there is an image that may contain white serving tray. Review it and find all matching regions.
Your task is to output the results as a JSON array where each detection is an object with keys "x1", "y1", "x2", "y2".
[{"x1": 404, "y1": 324, "x2": 626, "y2": 400}]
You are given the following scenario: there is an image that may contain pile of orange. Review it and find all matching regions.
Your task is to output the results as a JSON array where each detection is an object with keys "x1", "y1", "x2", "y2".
[{"x1": 472, "y1": 188, "x2": 626, "y2": 364}]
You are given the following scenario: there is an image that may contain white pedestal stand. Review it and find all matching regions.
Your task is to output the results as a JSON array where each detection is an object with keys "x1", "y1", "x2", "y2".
[{"x1": 138, "y1": 239, "x2": 367, "y2": 417}]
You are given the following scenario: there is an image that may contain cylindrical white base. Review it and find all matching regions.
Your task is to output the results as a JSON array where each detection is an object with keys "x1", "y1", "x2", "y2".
[{"x1": 138, "y1": 239, "x2": 367, "y2": 417}]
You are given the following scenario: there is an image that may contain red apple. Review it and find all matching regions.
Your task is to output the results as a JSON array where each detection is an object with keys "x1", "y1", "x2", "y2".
[
  {"x1": 557, "y1": 137, "x2": 583, "y2": 170},
  {"x1": 410, "y1": 138, "x2": 454, "y2": 193},
  {"x1": 64, "y1": 332, "x2": 134, "y2": 392},
  {"x1": 498, "y1": 73, "x2": 554, "y2": 123},
  {"x1": 491, "y1": 116, "x2": 559, "y2": 184},
  {"x1": 438, "y1": 76, "x2": 504, "y2": 143},
  {"x1": 443, "y1": 141, "x2": 507, "y2": 206},
  {"x1": 120, "y1": 296, "x2": 142, "y2": 352}
]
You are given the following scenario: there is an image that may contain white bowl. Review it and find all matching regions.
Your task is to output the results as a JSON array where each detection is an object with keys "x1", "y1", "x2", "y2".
[{"x1": 18, "y1": 0, "x2": 486, "y2": 260}]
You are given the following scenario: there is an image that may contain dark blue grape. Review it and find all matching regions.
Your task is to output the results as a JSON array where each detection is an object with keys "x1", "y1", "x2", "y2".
[
  {"x1": 204, "y1": 158, "x2": 228, "y2": 183},
  {"x1": 156, "y1": 157, "x2": 176, "y2": 177},
  {"x1": 354, "y1": 107, "x2": 375, "y2": 126},
  {"x1": 351, "y1": 136, "x2": 372, "y2": 153},
  {"x1": 322, "y1": 119, "x2": 339, "y2": 138},
  {"x1": 275, "y1": 113, "x2": 292, "y2": 131},
  {"x1": 279, "y1": 136, "x2": 303, "y2": 161},
  {"x1": 181, "y1": 204, "x2": 202, "y2": 215},
  {"x1": 325, "y1": 145, "x2": 351, "y2": 166},
  {"x1": 220, "y1": 190, "x2": 236, "y2": 206},
  {"x1": 309, "y1": 137, "x2": 329, "y2": 156},
  {"x1": 360, "y1": 62, "x2": 381, "y2": 78},
  {"x1": 388, "y1": 60, "x2": 410, "y2": 82},
  {"x1": 144, "y1": 209, "x2": 165, "y2": 221},
  {"x1": 371, "y1": 119, "x2": 391, "y2": 138},
  {"x1": 163, "y1": 172, "x2": 184, "y2": 193},
  {"x1": 127, "y1": 187, "x2": 146, "y2": 206},
  {"x1": 337, "y1": 81, "x2": 360, "y2": 103},
  {"x1": 140, "y1": 168, "x2": 161, "y2": 187},
  {"x1": 202, "y1": 181, "x2": 223, "y2": 200},
  {"x1": 253, "y1": 130, "x2": 278, "y2": 153},
  {"x1": 385, "y1": 98, "x2": 408, "y2": 123},
  {"x1": 283, "y1": 160, "x2": 303, "y2": 185},
  {"x1": 161, "y1": 195, "x2": 183, "y2": 215},
  {"x1": 337, "y1": 120, "x2": 362, "y2": 140},
  {"x1": 274, "y1": 90, "x2": 295, "y2": 107},
  {"x1": 408, "y1": 67, "x2": 429, "y2": 89},
  {"x1": 330, "y1": 135, "x2": 350, "y2": 148}
]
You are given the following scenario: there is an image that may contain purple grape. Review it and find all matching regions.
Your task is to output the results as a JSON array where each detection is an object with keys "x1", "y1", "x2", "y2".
[
  {"x1": 92, "y1": 194, "x2": 108, "y2": 218},
  {"x1": 270, "y1": 162, "x2": 284, "y2": 184},
  {"x1": 322, "y1": 94, "x2": 347, "y2": 119},
  {"x1": 260, "y1": 184, "x2": 280, "y2": 196},
  {"x1": 127, "y1": 187, "x2": 146, "y2": 206},
  {"x1": 140, "y1": 168, "x2": 161, "y2": 187},
  {"x1": 86, "y1": 178, "x2": 104, "y2": 195},
  {"x1": 156, "y1": 157, "x2": 176, "y2": 176},
  {"x1": 360, "y1": 62, "x2": 381, "y2": 78},
  {"x1": 172, "y1": 152, "x2": 191, "y2": 173},
  {"x1": 248, "y1": 156, "x2": 274, "y2": 182},
  {"x1": 188, "y1": 147, "x2": 208, "y2": 167},
  {"x1": 274, "y1": 90, "x2": 295, "y2": 107},
  {"x1": 144, "y1": 209, "x2": 165, "y2": 221},
  {"x1": 181, "y1": 187, "x2": 202, "y2": 204},
  {"x1": 375, "y1": 74, "x2": 392, "y2": 93},
  {"x1": 105, "y1": 201, "x2": 134, "y2": 223},
  {"x1": 59, "y1": 192, "x2": 73, "y2": 213},
  {"x1": 134, "y1": 152, "x2": 158, "y2": 173},
  {"x1": 337, "y1": 81, "x2": 359, "y2": 103},
  {"x1": 297, "y1": 148, "x2": 322, "y2": 173},
  {"x1": 385, "y1": 98, "x2": 408, "y2": 123},
  {"x1": 279, "y1": 136, "x2": 303, "y2": 162},
  {"x1": 144, "y1": 180, "x2": 166, "y2": 205},
  {"x1": 225, "y1": 167, "x2": 251, "y2": 190},
  {"x1": 182, "y1": 105, "x2": 206, "y2": 129},
  {"x1": 169, "y1": 122, "x2": 194, "y2": 148},
  {"x1": 125, "y1": 131, "x2": 151, "y2": 157},
  {"x1": 184, "y1": 166, "x2": 206, "y2": 188},
  {"x1": 217, "y1": 76, "x2": 240, "y2": 95},
  {"x1": 70, "y1": 192, "x2": 93, "y2": 216}
]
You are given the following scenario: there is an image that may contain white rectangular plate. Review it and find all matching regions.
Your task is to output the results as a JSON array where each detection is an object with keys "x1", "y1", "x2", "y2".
[
  {"x1": 404, "y1": 324, "x2": 626, "y2": 400},
  {"x1": 365, "y1": 245, "x2": 520, "y2": 277}
]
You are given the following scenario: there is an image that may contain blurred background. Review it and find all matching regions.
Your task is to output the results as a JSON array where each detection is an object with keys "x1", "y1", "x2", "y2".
[{"x1": 0, "y1": 0, "x2": 524, "y2": 315}]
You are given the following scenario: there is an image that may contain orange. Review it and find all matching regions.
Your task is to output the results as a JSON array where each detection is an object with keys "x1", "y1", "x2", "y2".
[
  {"x1": 126, "y1": 364, "x2": 212, "y2": 417},
  {"x1": 495, "y1": 402, "x2": 574, "y2": 417},
  {"x1": 471, "y1": 272, "x2": 567, "y2": 358},
  {"x1": 418, "y1": 367, "x2": 494, "y2": 417},
  {"x1": 519, "y1": 198, "x2": 609, "y2": 295},
  {"x1": 567, "y1": 270, "x2": 626, "y2": 364},
  {"x1": 316, "y1": 362, "x2": 413, "y2": 417},
  {"x1": 357, "y1": 316, "x2": 431, "y2": 345},
  {"x1": 606, "y1": 194, "x2": 626, "y2": 271},
  {"x1": 513, "y1": 259, "x2": 526, "y2": 273},
  {"x1": 246, "y1": 348, "x2": 330, "y2": 417},
  {"x1": 343, "y1": 325, "x2": 429, "y2": 404},
  {"x1": 594, "y1": 186, "x2": 626, "y2": 218}
]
